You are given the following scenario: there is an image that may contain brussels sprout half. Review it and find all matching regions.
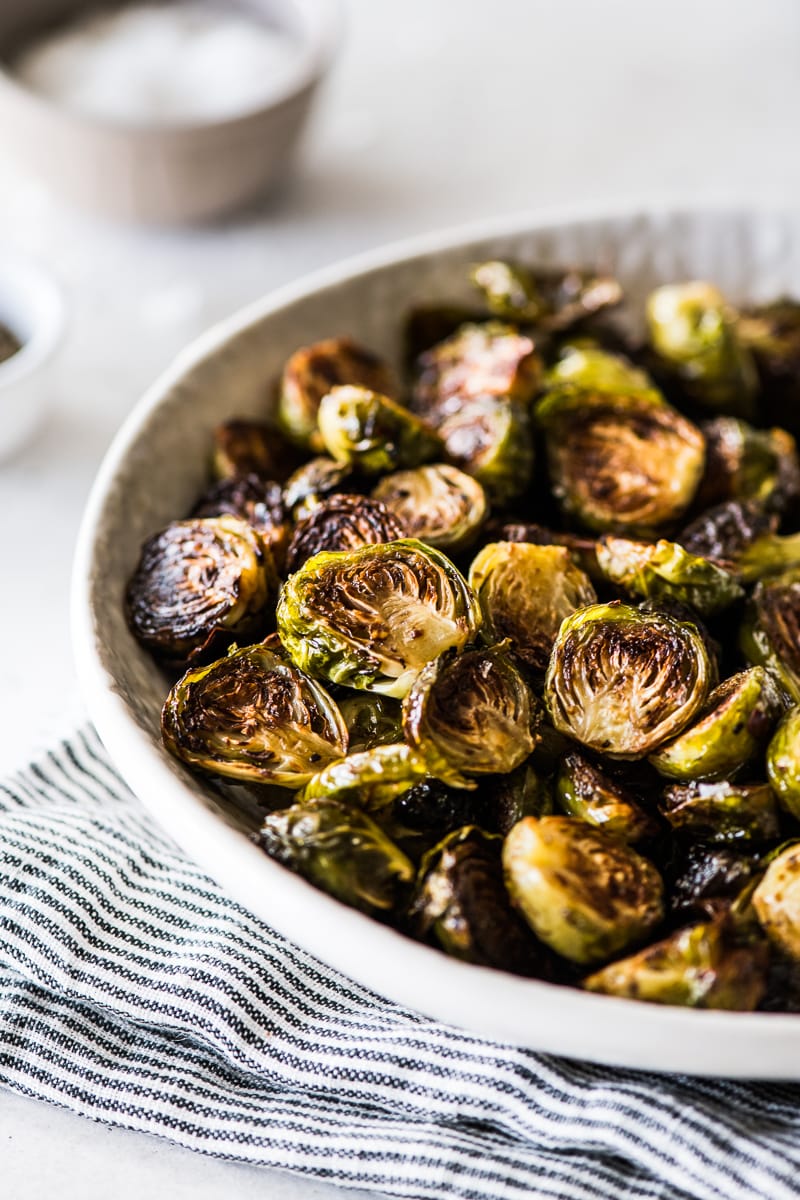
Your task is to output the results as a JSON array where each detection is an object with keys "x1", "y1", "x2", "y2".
[
  {"x1": 536, "y1": 389, "x2": 706, "y2": 536},
  {"x1": 502, "y1": 816, "x2": 664, "y2": 965},
  {"x1": 469, "y1": 541, "x2": 597, "y2": 673},
  {"x1": 411, "y1": 826, "x2": 550, "y2": 976},
  {"x1": 767, "y1": 707, "x2": 800, "y2": 821},
  {"x1": 126, "y1": 516, "x2": 276, "y2": 666},
  {"x1": 437, "y1": 394, "x2": 535, "y2": 507},
  {"x1": 192, "y1": 474, "x2": 291, "y2": 573},
  {"x1": 276, "y1": 539, "x2": 481, "y2": 698},
  {"x1": 282, "y1": 456, "x2": 355, "y2": 521},
  {"x1": 738, "y1": 298, "x2": 800, "y2": 427},
  {"x1": 469, "y1": 261, "x2": 622, "y2": 332},
  {"x1": 411, "y1": 321, "x2": 540, "y2": 419},
  {"x1": 660, "y1": 781, "x2": 781, "y2": 845},
  {"x1": 694, "y1": 417, "x2": 800, "y2": 515},
  {"x1": 372, "y1": 464, "x2": 487, "y2": 554},
  {"x1": 556, "y1": 751, "x2": 659, "y2": 843},
  {"x1": 753, "y1": 843, "x2": 800, "y2": 960},
  {"x1": 583, "y1": 918, "x2": 767, "y2": 1010},
  {"x1": 318, "y1": 386, "x2": 442, "y2": 475},
  {"x1": 211, "y1": 418, "x2": 298, "y2": 484},
  {"x1": 299, "y1": 743, "x2": 428, "y2": 810},
  {"x1": 646, "y1": 281, "x2": 758, "y2": 417},
  {"x1": 285, "y1": 494, "x2": 405, "y2": 575},
  {"x1": 596, "y1": 536, "x2": 743, "y2": 617},
  {"x1": 278, "y1": 337, "x2": 396, "y2": 451},
  {"x1": 740, "y1": 568, "x2": 800, "y2": 702},
  {"x1": 256, "y1": 797, "x2": 414, "y2": 917},
  {"x1": 402, "y1": 644, "x2": 537, "y2": 789},
  {"x1": 545, "y1": 344, "x2": 658, "y2": 399},
  {"x1": 161, "y1": 642, "x2": 348, "y2": 787},
  {"x1": 650, "y1": 668, "x2": 788, "y2": 783}
]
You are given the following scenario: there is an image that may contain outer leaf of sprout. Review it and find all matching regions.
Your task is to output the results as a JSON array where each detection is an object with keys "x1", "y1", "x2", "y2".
[
  {"x1": 739, "y1": 568, "x2": 800, "y2": 703},
  {"x1": 337, "y1": 694, "x2": 404, "y2": 755},
  {"x1": 556, "y1": 751, "x2": 659, "y2": 843},
  {"x1": 767, "y1": 707, "x2": 800, "y2": 821},
  {"x1": 660, "y1": 780, "x2": 780, "y2": 844},
  {"x1": 596, "y1": 536, "x2": 743, "y2": 617},
  {"x1": 299, "y1": 743, "x2": 428, "y2": 810}
]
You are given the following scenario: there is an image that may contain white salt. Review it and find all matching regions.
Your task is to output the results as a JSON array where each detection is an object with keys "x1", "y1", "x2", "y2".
[{"x1": 12, "y1": 2, "x2": 302, "y2": 125}]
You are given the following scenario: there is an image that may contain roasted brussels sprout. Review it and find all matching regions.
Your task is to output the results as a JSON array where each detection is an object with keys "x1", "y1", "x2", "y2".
[
  {"x1": 192, "y1": 473, "x2": 291, "y2": 572},
  {"x1": 740, "y1": 568, "x2": 800, "y2": 701},
  {"x1": 650, "y1": 668, "x2": 787, "y2": 783},
  {"x1": 256, "y1": 797, "x2": 414, "y2": 916},
  {"x1": 545, "y1": 603, "x2": 713, "y2": 759},
  {"x1": 737, "y1": 298, "x2": 800, "y2": 427},
  {"x1": 583, "y1": 917, "x2": 767, "y2": 1009},
  {"x1": 299, "y1": 743, "x2": 428, "y2": 809},
  {"x1": 536, "y1": 389, "x2": 706, "y2": 535},
  {"x1": 211, "y1": 419, "x2": 299, "y2": 484},
  {"x1": 693, "y1": 417, "x2": 800, "y2": 515},
  {"x1": 282, "y1": 456, "x2": 355, "y2": 521},
  {"x1": 126, "y1": 516, "x2": 276, "y2": 665},
  {"x1": 753, "y1": 843, "x2": 800, "y2": 960},
  {"x1": 284, "y1": 494, "x2": 405, "y2": 576},
  {"x1": 669, "y1": 842, "x2": 758, "y2": 915},
  {"x1": 556, "y1": 752, "x2": 659, "y2": 843},
  {"x1": 411, "y1": 826, "x2": 549, "y2": 975},
  {"x1": 411, "y1": 321, "x2": 540, "y2": 419},
  {"x1": 502, "y1": 816, "x2": 664, "y2": 964},
  {"x1": 469, "y1": 541, "x2": 597, "y2": 673},
  {"x1": 437, "y1": 394, "x2": 535, "y2": 507},
  {"x1": 278, "y1": 337, "x2": 396, "y2": 451},
  {"x1": 392, "y1": 777, "x2": 491, "y2": 836},
  {"x1": 402, "y1": 644, "x2": 537, "y2": 788},
  {"x1": 372, "y1": 464, "x2": 487, "y2": 554},
  {"x1": 469, "y1": 262, "x2": 622, "y2": 332},
  {"x1": 276, "y1": 539, "x2": 481, "y2": 698},
  {"x1": 337, "y1": 693, "x2": 404, "y2": 754},
  {"x1": 646, "y1": 281, "x2": 758, "y2": 416},
  {"x1": 318, "y1": 386, "x2": 442, "y2": 475},
  {"x1": 484, "y1": 521, "x2": 601, "y2": 582},
  {"x1": 660, "y1": 780, "x2": 780, "y2": 844},
  {"x1": 545, "y1": 343, "x2": 657, "y2": 399},
  {"x1": 161, "y1": 642, "x2": 348, "y2": 786},
  {"x1": 680, "y1": 498, "x2": 778, "y2": 564},
  {"x1": 766, "y1": 707, "x2": 800, "y2": 821},
  {"x1": 484, "y1": 762, "x2": 554, "y2": 836},
  {"x1": 596, "y1": 535, "x2": 743, "y2": 617}
]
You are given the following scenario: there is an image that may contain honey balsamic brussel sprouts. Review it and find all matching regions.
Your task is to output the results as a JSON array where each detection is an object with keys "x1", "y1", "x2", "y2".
[{"x1": 128, "y1": 259, "x2": 800, "y2": 1013}]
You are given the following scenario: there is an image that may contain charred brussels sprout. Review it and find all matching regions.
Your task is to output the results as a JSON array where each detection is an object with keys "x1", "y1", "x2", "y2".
[
  {"x1": 646, "y1": 281, "x2": 757, "y2": 416},
  {"x1": 285, "y1": 494, "x2": 405, "y2": 575},
  {"x1": 484, "y1": 762, "x2": 554, "y2": 836},
  {"x1": 536, "y1": 389, "x2": 706, "y2": 535},
  {"x1": 283, "y1": 456, "x2": 355, "y2": 521},
  {"x1": 318, "y1": 386, "x2": 442, "y2": 475},
  {"x1": 740, "y1": 568, "x2": 800, "y2": 702},
  {"x1": 299, "y1": 743, "x2": 428, "y2": 809},
  {"x1": 276, "y1": 539, "x2": 481, "y2": 698},
  {"x1": 596, "y1": 535, "x2": 742, "y2": 617},
  {"x1": 545, "y1": 603, "x2": 712, "y2": 759},
  {"x1": 660, "y1": 781, "x2": 780, "y2": 844},
  {"x1": 192, "y1": 474, "x2": 291, "y2": 572},
  {"x1": 211, "y1": 419, "x2": 296, "y2": 483},
  {"x1": 393, "y1": 777, "x2": 491, "y2": 835},
  {"x1": 583, "y1": 918, "x2": 767, "y2": 1009},
  {"x1": 753, "y1": 843, "x2": 800, "y2": 960},
  {"x1": 126, "y1": 516, "x2": 276, "y2": 665},
  {"x1": 694, "y1": 417, "x2": 800, "y2": 515},
  {"x1": 278, "y1": 337, "x2": 396, "y2": 452},
  {"x1": 437, "y1": 394, "x2": 534, "y2": 507},
  {"x1": 738, "y1": 298, "x2": 800, "y2": 426},
  {"x1": 411, "y1": 826, "x2": 549, "y2": 975},
  {"x1": 256, "y1": 797, "x2": 414, "y2": 916},
  {"x1": 469, "y1": 542, "x2": 597, "y2": 673},
  {"x1": 669, "y1": 842, "x2": 758, "y2": 915},
  {"x1": 680, "y1": 499, "x2": 778, "y2": 564},
  {"x1": 767, "y1": 707, "x2": 800, "y2": 821},
  {"x1": 372, "y1": 464, "x2": 487, "y2": 554},
  {"x1": 402, "y1": 644, "x2": 537, "y2": 788},
  {"x1": 556, "y1": 752, "x2": 659, "y2": 843},
  {"x1": 545, "y1": 343, "x2": 658, "y2": 399},
  {"x1": 337, "y1": 693, "x2": 403, "y2": 754},
  {"x1": 161, "y1": 642, "x2": 348, "y2": 786},
  {"x1": 502, "y1": 816, "x2": 664, "y2": 965},
  {"x1": 650, "y1": 668, "x2": 787, "y2": 783},
  {"x1": 411, "y1": 321, "x2": 540, "y2": 419},
  {"x1": 469, "y1": 262, "x2": 622, "y2": 332}
]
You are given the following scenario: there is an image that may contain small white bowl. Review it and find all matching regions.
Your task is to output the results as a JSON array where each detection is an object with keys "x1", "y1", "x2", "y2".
[{"x1": 0, "y1": 256, "x2": 64, "y2": 458}]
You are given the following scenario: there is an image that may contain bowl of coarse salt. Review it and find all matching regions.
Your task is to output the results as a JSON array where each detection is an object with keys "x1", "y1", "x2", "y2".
[{"x1": 0, "y1": 0, "x2": 341, "y2": 224}]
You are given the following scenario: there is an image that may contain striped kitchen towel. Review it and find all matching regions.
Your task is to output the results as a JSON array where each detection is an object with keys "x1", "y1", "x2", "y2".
[{"x1": 0, "y1": 727, "x2": 799, "y2": 1200}]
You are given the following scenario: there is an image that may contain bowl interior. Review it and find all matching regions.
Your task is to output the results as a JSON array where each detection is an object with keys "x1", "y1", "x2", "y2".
[{"x1": 76, "y1": 208, "x2": 800, "y2": 1075}]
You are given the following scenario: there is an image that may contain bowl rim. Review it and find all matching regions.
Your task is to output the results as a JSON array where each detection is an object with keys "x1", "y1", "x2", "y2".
[
  {"x1": 72, "y1": 200, "x2": 800, "y2": 1078},
  {"x1": 0, "y1": 0, "x2": 343, "y2": 136},
  {"x1": 0, "y1": 252, "x2": 64, "y2": 387}
]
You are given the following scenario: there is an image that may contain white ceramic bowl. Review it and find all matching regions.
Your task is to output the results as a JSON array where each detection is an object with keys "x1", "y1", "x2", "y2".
[
  {"x1": 72, "y1": 206, "x2": 800, "y2": 1078},
  {"x1": 0, "y1": 254, "x2": 64, "y2": 457}
]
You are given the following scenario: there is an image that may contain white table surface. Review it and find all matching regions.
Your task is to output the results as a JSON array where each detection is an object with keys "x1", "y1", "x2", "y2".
[{"x1": 2, "y1": 0, "x2": 800, "y2": 1194}]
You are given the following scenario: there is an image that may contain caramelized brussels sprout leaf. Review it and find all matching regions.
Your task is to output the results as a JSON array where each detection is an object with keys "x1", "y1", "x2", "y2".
[
  {"x1": 753, "y1": 843, "x2": 800, "y2": 960},
  {"x1": 556, "y1": 751, "x2": 659, "y2": 843},
  {"x1": 740, "y1": 567, "x2": 800, "y2": 702},
  {"x1": 276, "y1": 539, "x2": 481, "y2": 698},
  {"x1": 660, "y1": 780, "x2": 780, "y2": 844},
  {"x1": 469, "y1": 541, "x2": 597, "y2": 673},
  {"x1": 318, "y1": 386, "x2": 442, "y2": 475},
  {"x1": 256, "y1": 797, "x2": 414, "y2": 916},
  {"x1": 402, "y1": 644, "x2": 537, "y2": 788},
  {"x1": 767, "y1": 707, "x2": 800, "y2": 821},
  {"x1": 669, "y1": 842, "x2": 758, "y2": 916},
  {"x1": 372, "y1": 464, "x2": 487, "y2": 554},
  {"x1": 192, "y1": 474, "x2": 291, "y2": 572},
  {"x1": 680, "y1": 499, "x2": 778, "y2": 564},
  {"x1": 285, "y1": 494, "x2": 405, "y2": 575},
  {"x1": 126, "y1": 516, "x2": 276, "y2": 666},
  {"x1": 596, "y1": 535, "x2": 743, "y2": 617},
  {"x1": 161, "y1": 642, "x2": 348, "y2": 786},
  {"x1": 502, "y1": 816, "x2": 664, "y2": 965}
]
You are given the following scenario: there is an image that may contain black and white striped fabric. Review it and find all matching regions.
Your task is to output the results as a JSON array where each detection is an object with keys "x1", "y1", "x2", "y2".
[{"x1": 1, "y1": 728, "x2": 799, "y2": 1200}]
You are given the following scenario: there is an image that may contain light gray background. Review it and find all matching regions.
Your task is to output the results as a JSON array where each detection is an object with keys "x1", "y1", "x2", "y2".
[{"x1": 1, "y1": 0, "x2": 799, "y2": 1193}]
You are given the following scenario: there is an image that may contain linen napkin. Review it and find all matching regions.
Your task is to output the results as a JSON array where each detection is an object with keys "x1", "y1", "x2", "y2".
[{"x1": 1, "y1": 726, "x2": 799, "y2": 1200}]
